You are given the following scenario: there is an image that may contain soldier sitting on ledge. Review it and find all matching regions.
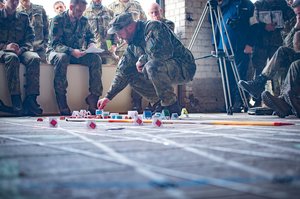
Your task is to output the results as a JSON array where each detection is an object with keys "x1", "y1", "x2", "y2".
[
  {"x1": 0, "y1": 0, "x2": 42, "y2": 116},
  {"x1": 47, "y1": 0, "x2": 103, "y2": 115}
]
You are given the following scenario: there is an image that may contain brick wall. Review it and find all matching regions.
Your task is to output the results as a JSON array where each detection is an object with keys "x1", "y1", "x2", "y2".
[{"x1": 165, "y1": 0, "x2": 225, "y2": 112}]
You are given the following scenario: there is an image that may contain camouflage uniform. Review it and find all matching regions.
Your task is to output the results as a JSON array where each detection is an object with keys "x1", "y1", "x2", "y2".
[
  {"x1": 108, "y1": 0, "x2": 147, "y2": 111},
  {"x1": 106, "y1": 20, "x2": 196, "y2": 107},
  {"x1": 83, "y1": 3, "x2": 114, "y2": 50},
  {"x1": 108, "y1": 0, "x2": 147, "y2": 21},
  {"x1": 0, "y1": 9, "x2": 41, "y2": 97},
  {"x1": 161, "y1": 18, "x2": 175, "y2": 32},
  {"x1": 108, "y1": 0, "x2": 147, "y2": 54},
  {"x1": 130, "y1": 17, "x2": 175, "y2": 111},
  {"x1": 261, "y1": 46, "x2": 300, "y2": 79},
  {"x1": 251, "y1": 0, "x2": 295, "y2": 76},
  {"x1": 47, "y1": 11, "x2": 102, "y2": 99},
  {"x1": 281, "y1": 60, "x2": 300, "y2": 98},
  {"x1": 262, "y1": 60, "x2": 300, "y2": 118},
  {"x1": 259, "y1": 27, "x2": 300, "y2": 96},
  {"x1": 17, "y1": 3, "x2": 49, "y2": 62},
  {"x1": 281, "y1": 60, "x2": 300, "y2": 117}
]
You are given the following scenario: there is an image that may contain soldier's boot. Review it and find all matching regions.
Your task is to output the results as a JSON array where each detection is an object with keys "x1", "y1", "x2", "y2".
[
  {"x1": 238, "y1": 75, "x2": 267, "y2": 99},
  {"x1": 166, "y1": 101, "x2": 181, "y2": 116},
  {"x1": 0, "y1": 100, "x2": 13, "y2": 113},
  {"x1": 85, "y1": 94, "x2": 99, "y2": 115},
  {"x1": 261, "y1": 91, "x2": 292, "y2": 118},
  {"x1": 11, "y1": 95, "x2": 23, "y2": 116},
  {"x1": 283, "y1": 91, "x2": 300, "y2": 118},
  {"x1": 132, "y1": 98, "x2": 142, "y2": 114},
  {"x1": 23, "y1": 95, "x2": 43, "y2": 116},
  {"x1": 56, "y1": 94, "x2": 71, "y2": 116}
]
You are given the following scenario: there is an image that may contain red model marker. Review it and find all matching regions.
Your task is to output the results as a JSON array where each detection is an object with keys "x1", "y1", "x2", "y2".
[
  {"x1": 87, "y1": 120, "x2": 97, "y2": 129},
  {"x1": 49, "y1": 118, "x2": 58, "y2": 128}
]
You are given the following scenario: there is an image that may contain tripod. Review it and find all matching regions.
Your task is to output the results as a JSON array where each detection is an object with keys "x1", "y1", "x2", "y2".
[{"x1": 188, "y1": 0, "x2": 249, "y2": 115}]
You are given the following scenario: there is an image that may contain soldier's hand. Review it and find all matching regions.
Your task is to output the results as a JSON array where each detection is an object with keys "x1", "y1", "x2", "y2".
[
  {"x1": 136, "y1": 61, "x2": 144, "y2": 72},
  {"x1": 109, "y1": 44, "x2": 117, "y2": 53},
  {"x1": 112, "y1": 53, "x2": 120, "y2": 61},
  {"x1": 71, "y1": 49, "x2": 85, "y2": 58},
  {"x1": 6, "y1": 43, "x2": 20, "y2": 55},
  {"x1": 110, "y1": 45, "x2": 120, "y2": 60},
  {"x1": 97, "y1": 98, "x2": 110, "y2": 110},
  {"x1": 265, "y1": 23, "x2": 276, "y2": 32}
]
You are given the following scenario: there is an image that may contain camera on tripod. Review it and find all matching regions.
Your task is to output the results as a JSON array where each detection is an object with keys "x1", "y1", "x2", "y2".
[{"x1": 188, "y1": 0, "x2": 249, "y2": 114}]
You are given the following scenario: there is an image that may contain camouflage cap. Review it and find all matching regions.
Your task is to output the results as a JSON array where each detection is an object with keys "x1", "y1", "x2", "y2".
[
  {"x1": 292, "y1": 0, "x2": 300, "y2": 8},
  {"x1": 108, "y1": 12, "x2": 134, "y2": 34}
]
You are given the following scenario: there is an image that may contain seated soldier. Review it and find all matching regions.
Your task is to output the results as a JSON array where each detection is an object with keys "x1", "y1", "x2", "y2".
[
  {"x1": 238, "y1": 0, "x2": 300, "y2": 100},
  {"x1": 0, "y1": 0, "x2": 42, "y2": 116},
  {"x1": 18, "y1": 0, "x2": 49, "y2": 62},
  {"x1": 262, "y1": 59, "x2": 300, "y2": 118},
  {"x1": 47, "y1": 0, "x2": 102, "y2": 115}
]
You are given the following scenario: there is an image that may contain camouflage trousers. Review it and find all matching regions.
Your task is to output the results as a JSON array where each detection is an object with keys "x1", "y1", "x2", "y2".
[
  {"x1": 129, "y1": 58, "x2": 196, "y2": 106},
  {"x1": 48, "y1": 52, "x2": 103, "y2": 97},
  {"x1": 261, "y1": 46, "x2": 300, "y2": 96},
  {"x1": 252, "y1": 46, "x2": 279, "y2": 76},
  {"x1": 0, "y1": 50, "x2": 40, "y2": 96},
  {"x1": 281, "y1": 60, "x2": 300, "y2": 97}
]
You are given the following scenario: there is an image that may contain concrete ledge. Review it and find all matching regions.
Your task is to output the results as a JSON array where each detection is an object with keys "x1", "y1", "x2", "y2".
[{"x1": 0, "y1": 63, "x2": 131, "y2": 115}]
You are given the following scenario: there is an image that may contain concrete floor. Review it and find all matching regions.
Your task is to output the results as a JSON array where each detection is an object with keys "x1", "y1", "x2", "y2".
[{"x1": 0, "y1": 113, "x2": 300, "y2": 199}]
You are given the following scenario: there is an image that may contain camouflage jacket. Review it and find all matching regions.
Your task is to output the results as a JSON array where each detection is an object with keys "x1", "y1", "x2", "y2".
[
  {"x1": 251, "y1": 0, "x2": 295, "y2": 47},
  {"x1": 108, "y1": 0, "x2": 147, "y2": 21},
  {"x1": 161, "y1": 18, "x2": 175, "y2": 32},
  {"x1": 0, "y1": 9, "x2": 34, "y2": 55},
  {"x1": 47, "y1": 10, "x2": 95, "y2": 54},
  {"x1": 17, "y1": 3, "x2": 49, "y2": 52},
  {"x1": 84, "y1": 4, "x2": 114, "y2": 50},
  {"x1": 106, "y1": 20, "x2": 195, "y2": 100}
]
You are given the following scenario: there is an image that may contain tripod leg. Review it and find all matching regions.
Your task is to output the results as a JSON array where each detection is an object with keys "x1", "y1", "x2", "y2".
[
  {"x1": 218, "y1": 57, "x2": 231, "y2": 114},
  {"x1": 229, "y1": 57, "x2": 250, "y2": 110},
  {"x1": 188, "y1": 5, "x2": 209, "y2": 50}
]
